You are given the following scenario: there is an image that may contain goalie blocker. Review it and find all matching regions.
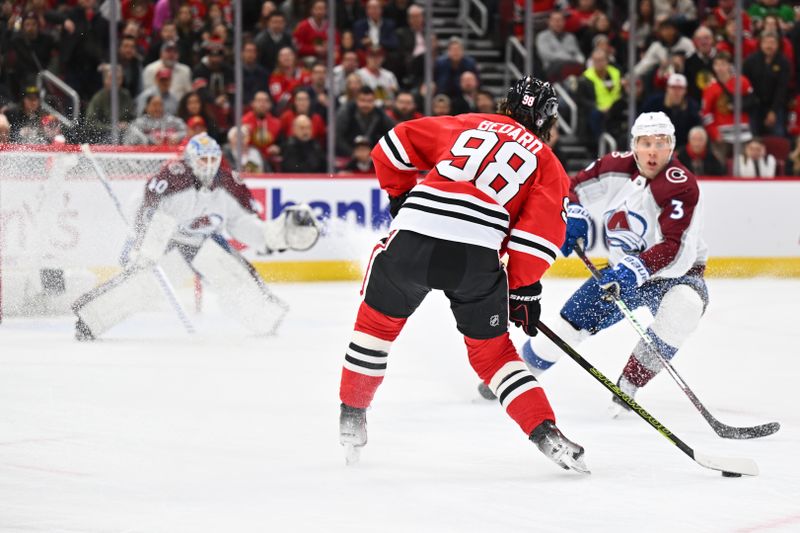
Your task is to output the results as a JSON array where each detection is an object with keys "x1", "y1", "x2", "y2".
[{"x1": 73, "y1": 133, "x2": 321, "y2": 339}]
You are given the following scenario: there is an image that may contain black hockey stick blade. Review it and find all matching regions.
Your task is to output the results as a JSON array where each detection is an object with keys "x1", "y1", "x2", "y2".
[
  {"x1": 572, "y1": 243, "x2": 779, "y2": 440},
  {"x1": 538, "y1": 321, "x2": 759, "y2": 477}
]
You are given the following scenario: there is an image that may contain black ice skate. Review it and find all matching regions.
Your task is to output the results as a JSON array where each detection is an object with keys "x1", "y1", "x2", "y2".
[
  {"x1": 339, "y1": 403, "x2": 367, "y2": 465},
  {"x1": 477, "y1": 382, "x2": 497, "y2": 400},
  {"x1": 530, "y1": 420, "x2": 590, "y2": 474},
  {"x1": 75, "y1": 318, "x2": 95, "y2": 342}
]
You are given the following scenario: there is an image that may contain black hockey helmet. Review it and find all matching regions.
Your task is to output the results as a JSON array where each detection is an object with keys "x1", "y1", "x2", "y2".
[{"x1": 500, "y1": 76, "x2": 558, "y2": 142}]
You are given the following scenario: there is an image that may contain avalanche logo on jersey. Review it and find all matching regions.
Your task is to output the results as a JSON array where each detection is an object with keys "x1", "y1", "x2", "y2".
[
  {"x1": 182, "y1": 213, "x2": 224, "y2": 236},
  {"x1": 603, "y1": 209, "x2": 648, "y2": 254}
]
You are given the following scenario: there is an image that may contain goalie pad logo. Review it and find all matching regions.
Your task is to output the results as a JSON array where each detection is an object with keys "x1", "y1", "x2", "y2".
[
  {"x1": 182, "y1": 213, "x2": 224, "y2": 236},
  {"x1": 603, "y1": 209, "x2": 648, "y2": 254}
]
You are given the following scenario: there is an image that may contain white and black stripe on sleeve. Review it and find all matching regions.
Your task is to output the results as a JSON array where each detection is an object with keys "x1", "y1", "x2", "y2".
[
  {"x1": 507, "y1": 228, "x2": 560, "y2": 265},
  {"x1": 378, "y1": 129, "x2": 417, "y2": 171}
]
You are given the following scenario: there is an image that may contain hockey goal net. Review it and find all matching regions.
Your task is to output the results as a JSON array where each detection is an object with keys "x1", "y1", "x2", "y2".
[{"x1": 0, "y1": 144, "x2": 194, "y2": 320}]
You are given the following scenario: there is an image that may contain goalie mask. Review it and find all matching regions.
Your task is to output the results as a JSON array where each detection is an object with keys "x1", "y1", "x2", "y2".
[
  {"x1": 500, "y1": 76, "x2": 559, "y2": 142},
  {"x1": 185, "y1": 133, "x2": 222, "y2": 187}
]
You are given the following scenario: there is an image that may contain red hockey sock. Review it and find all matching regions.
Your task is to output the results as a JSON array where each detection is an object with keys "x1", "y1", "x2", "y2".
[
  {"x1": 621, "y1": 354, "x2": 657, "y2": 388},
  {"x1": 465, "y1": 333, "x2": 555, "y2": 435},
  {"x1": 339, "y1": 302, "x2": 407, "y2": 409}
]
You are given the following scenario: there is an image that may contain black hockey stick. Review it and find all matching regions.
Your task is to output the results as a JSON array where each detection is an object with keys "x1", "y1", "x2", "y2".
[
  {"x1": 573, "y1": 243, "x2": 779, "y2": 439},
  {"x1": 537, "y1": 321, "x2": 758, "y2": 476}
]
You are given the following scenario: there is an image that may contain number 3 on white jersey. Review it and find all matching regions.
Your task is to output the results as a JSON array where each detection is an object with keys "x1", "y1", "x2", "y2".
[{"x1": 436, "y1": 130, "x2": 538, "y2": 205}]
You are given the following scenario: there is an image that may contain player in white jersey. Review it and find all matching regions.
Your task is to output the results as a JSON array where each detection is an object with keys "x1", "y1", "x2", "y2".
[
  {"x1": 518, "y1": 112, "x2": 709, "y2": 412},
  {"x1": 72, "y1": 133, "x2": 320, "y2": 340}
]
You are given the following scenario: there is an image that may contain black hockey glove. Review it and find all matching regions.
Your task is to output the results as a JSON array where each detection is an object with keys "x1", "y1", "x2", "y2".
[
  {"x1": 389, "y1": 191, "x2": 410, "y2": 218},
  {"x1": 509, "y1": 281, "x2": 542, "y2": 337}
]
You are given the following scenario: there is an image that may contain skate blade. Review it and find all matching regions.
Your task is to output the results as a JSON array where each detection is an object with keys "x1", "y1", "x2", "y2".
[
  {"x1": 344, "y1": 444, "x2": 361, "y2": 465},
  {"x1": 563, "y1": 455, "x2": 591, "y2": 475}
]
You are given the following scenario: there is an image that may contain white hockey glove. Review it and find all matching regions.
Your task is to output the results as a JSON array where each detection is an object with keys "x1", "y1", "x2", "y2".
[{"x1": 262, "y1": 204, "x2": 321, "y2": 252}]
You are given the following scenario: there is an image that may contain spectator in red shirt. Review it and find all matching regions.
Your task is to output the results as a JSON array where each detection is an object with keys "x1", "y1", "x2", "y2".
[
  {"x1": 564, "y1": 0, "x2": 603, "y2": 38},
  {"x1": 293, "y1": 0, "x2": 339, "y2": 63},
  {"x1": 269, "y1": 47, "x2": 312, "y2": 114},
  {"x1": 701, "y1": 52, "x2": 755, "y2": 159},
  {"x1": 242, "y1": 90, "x2": 282, "y2": 163},
  {"x1": 278, "y1": 88, "x2": 327, "y2": 146}
]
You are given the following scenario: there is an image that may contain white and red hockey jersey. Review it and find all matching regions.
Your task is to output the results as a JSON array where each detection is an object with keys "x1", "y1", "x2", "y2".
[
  {"x1": 571, "y1": 151, "x2": 707, "y2": 279},
  {"x1": 371, "y1": 113, "x2": 570, "y2": 289},
  {"x1": 134, "y1": 159, "x2": 268, "y2": 251}
]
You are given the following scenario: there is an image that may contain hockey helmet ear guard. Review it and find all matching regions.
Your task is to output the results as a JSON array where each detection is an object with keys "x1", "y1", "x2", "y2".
[
  {"x1": 185, "y1": 132, "x2": 222, "y2": 187},
  {"x1": 502, "y1": 76, "x2": 559, "y2": 142}
]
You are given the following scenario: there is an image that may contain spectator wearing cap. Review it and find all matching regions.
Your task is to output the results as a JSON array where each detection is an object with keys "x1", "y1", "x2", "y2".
[
  {"x1": 641, "y1": 73, "x2": 701, "y2": 148},
  {"x1": 177, "y1": 90, "x2": 221, "y2": 143},
  {"x1": 224, "y1": 125, "x2": 266, "y2": 172},
  {"x1": 124, "y1": 93, "x2": 187, "y2": 146},
  {"x1": 743, "y1": 31, "x2": 791, "y2": 137},
  {"x1": 254, "y1": 12, "x2": 293, "y2": 74},
  {"x1": 57, "y1": 0, "x2": 110, "y2": 102},
  {"x1": 335, "y1": 86, "x2": 395, "y2": 157},
  {"x1": 193, "y1": 39, "x2": 235, "y2": 106},
  {"x1": 185, "y1": 115, "x2": 208, "y2": 138},
  {"x1": 293, "y1": 0, "x2": 339, "y2": 63},
  {"x1": 119, "y1": 35, "x2": 144, "y2": 98},
  {"x1": 535, "y1": 11, "x2": 585, "y2": 81},
  {"x1": 385, "y1": 91, "x2": 423, "y2": 123},
  {"x1": 342, "y1": 135, "x2": 375, "y2": 174},
  {"x1": 86, "y1": 64, "x2": 136, "y2": 143},
  {"x1": 242, "y1": 91, "x2": 282, "y2": 163},
  {"x1": 434, "y1": 37, "x2": 479, "y2": 99},
  {"x1": 356, "y1": 48, "x2": 399, "y2": 107},
  {"x1": 7, "y1": 11, "x2": 56, "y2": 98},
  {"x1": 633, "y1": 18, "x2": 695, "y2": 84},
  {"x1": 5, "y1": 86, "x2": 47, "y2": 144},
  {"x1": 137, "y1": 67, "x2": 180, "y2": 116},
  {"x1": 677, "y1": 126, "x2": 726, "y2": 176},
  {"x1": 281, "y1": 115, "x2": 327, "y2": 173},
  {"x1": 451, "y1": 71, "x2": 481, "y2": 115},
  {"x1": 269, "y1": 47, "x2": 312, "y2": 114},
  {"x1": 142, "y1": 39, "x2": 193, "y2": 100}
]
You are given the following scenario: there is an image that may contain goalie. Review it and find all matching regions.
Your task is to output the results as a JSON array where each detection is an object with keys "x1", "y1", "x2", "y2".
[{"x1": 72, "y1": 133, "x2": 321, "y2": 340}]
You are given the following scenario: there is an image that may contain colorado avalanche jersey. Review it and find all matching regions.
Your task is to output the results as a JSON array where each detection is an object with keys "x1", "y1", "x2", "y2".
[
  {"x1": 372, "y1": 113, "x2": 570, "y2": 289},
  {"x1": 572, "y1": 151, "x2": 707, "y2": 279},
  {"x1": 134, "y1": 159, "x2": 268, "y2": 251}
]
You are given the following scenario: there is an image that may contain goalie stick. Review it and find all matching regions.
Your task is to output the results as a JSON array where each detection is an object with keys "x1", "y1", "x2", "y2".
[
  {"x1": 573, "y1": 242, "x2": 779, "y2": 440},
  {"x1": 80, "y1": 144, "x2": 195, "y2": 335},
  {"x1": 537, "y1": 320, "x2": 759, "y2": 476}
]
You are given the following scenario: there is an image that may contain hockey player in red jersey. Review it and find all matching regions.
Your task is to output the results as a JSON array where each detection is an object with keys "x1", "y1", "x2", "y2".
[
  {"x1": 72, "y1": 133, "x2": 320, "y2": 340},
  {"x1": 520, "y1": 112, "x2": 709, "y2": 415},
  {"x1": 338, "y1": 77, "x2": 590, "y2": 473}
]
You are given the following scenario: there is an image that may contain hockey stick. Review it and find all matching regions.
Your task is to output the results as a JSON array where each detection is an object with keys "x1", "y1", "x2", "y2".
[
  {"x1": 80, "y1": 144, "x2": 195, "y2": 334},
  {"x1": 537, "y1": 320, "x2": 758, "y2": 476},
  {"x1": 573, "y1": 242, "x2": 779, "y2": 439}
]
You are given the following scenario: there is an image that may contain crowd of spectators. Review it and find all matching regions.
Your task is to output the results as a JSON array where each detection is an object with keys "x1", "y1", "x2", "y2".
[
  {"x1": 1, "y1": 0, "x2": 799, "y2": 177},
  {"x1": 0, "y1": 0, "x2": 486, "y2": 174},
  {"x1": 533, "y1": 0, "x2": 800, "y2": 176}
]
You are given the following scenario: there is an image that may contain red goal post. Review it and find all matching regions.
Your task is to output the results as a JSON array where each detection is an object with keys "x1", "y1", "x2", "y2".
[{"x1": 0, "y1": 144, "x2": 190, "y2": 321}]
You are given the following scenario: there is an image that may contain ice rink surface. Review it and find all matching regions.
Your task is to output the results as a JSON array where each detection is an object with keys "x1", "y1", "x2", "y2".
[{"x1": 0, "y1": 278, "x2": 798, "y2": 532}]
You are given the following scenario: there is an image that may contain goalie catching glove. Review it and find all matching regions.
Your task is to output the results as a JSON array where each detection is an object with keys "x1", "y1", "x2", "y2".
[
  {"x1": 509, "y1": 281, "x2": 542, "y2": 337},
  {"x1": 262, "y1": 204, "x2": 321, "y2": 252}
]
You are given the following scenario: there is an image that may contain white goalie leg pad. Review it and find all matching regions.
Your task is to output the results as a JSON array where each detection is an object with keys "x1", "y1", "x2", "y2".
[
  {"x1": 74, "y1": 267, "x2": 163, "y2": 337},
  {"x1": 191, "y1": 239, "x2": 289, "y2": 335},
  {"x1": 649, "y1": 284, "x2": 704, "y2": 349}
]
